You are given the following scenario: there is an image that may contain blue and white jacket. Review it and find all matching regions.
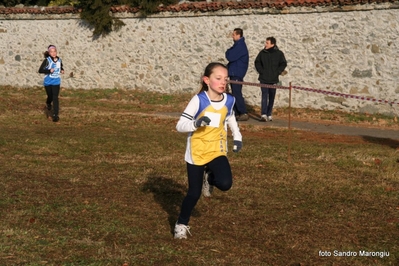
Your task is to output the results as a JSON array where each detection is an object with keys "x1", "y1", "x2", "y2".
[{"x1": 38, "y1": 56, "x2": 63, "y2": 86}]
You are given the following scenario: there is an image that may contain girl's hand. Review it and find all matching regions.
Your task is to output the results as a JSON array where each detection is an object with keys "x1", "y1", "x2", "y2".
[
  {"x1": 233, "y1": 140, "x2": 242, "y2": 152},
  {"x1": 195, "y1": 116, "x2": 211, "y2": 128}
]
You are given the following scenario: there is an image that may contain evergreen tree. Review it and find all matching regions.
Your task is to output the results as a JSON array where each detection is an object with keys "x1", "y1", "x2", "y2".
[
  {"x1": 79, "y1": 0, "x2": 179, "y2": 37},
  {"x1": 0, "y1": 0, "x2": 180, "y2": 37},
  {"x1": 79, "y1": 0, "x2": 123, "y2": 37}
]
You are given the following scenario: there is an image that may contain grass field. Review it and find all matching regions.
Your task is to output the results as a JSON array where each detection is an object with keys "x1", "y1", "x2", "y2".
[{"x1": 0, "y1": 86, "x2": 398, "y2": 265}]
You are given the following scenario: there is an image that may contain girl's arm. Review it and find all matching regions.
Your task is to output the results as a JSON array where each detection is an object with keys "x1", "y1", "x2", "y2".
[
  {"x1": 38, "y1": 59, "x2": 50, "y2": 74},
  {"x1": 226, "y1": 112, "x2": 242, "y2": 141},
  {"x1": 176, "y1": 95, "x2": 200, "y2": 133}
]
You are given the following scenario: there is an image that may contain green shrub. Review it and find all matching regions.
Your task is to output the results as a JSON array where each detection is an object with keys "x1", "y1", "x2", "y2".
[{"x1": 0, "y1": 0, "x2": 179, "y2": 37}]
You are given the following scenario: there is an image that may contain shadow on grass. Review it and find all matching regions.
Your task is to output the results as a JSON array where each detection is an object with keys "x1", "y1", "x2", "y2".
[
  {"x1": 361, "y1": 135, "x2": 399, "y2": 149},
  {"x1": 141, "y1": 175, "x2": 201, "y2": 234},
  {"x1": 248, "y1": 112, "x2": 261, "y2": 121}
]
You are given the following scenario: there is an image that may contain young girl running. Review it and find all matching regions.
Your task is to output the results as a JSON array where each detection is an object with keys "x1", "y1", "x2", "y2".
[
  {"x1": 174, "y1": 62, "x2": 243, "y2": 239},
  {"x1": 38, "y1": 45, "x2": 64, "y2": 122}
]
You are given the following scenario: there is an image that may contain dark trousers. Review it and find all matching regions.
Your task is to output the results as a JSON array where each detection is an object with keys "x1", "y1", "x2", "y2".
[
  {"x1": 45, "y1": 85, "x2": 60, "y2": 116},
  {"x1": 261, "y1": 85, "x2": 276, "y2": 116},
  {"x1": 230, "y1": 76, "x2": 247, "y2": 115},
  {"x1": 177, "y1": 156, "x2": 233, "y2": 225}
]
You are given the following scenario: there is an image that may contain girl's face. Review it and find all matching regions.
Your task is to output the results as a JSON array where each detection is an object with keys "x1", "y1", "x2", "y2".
[
  {"x1": 48, "y1": 48, "x2": 57, "y2": 58},
  {"x1": 203, "y1": 66, "x2": 228, "y2": 95}
]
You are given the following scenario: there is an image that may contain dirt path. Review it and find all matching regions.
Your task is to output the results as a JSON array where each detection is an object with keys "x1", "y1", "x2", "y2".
[
  {"x1": 243, "y1": 114, "x2": 399, "y2": 140},
  {"x1": 160, "y1": 112, "x2": 399, "y2": 141}
]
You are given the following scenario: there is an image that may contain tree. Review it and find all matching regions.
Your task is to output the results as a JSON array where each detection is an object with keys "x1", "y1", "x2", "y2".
[
  {"x1": 0, "y1": 0, "x2": 48, "y2": 6},
  {"x1": 49, "y1": 0, "x2": 79, "y2": 6},
  {"x1": 0, "y1": 0, "x2": 179, "y2": 37},
  {"x1": 79, "y1": 0, "x2": 179, "y2": 37},
  {"x1": 78, "y1": 0, "x2": 121, "y2": 37}
]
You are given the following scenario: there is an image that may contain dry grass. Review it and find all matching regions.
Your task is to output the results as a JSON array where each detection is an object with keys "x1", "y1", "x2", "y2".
[{"x1": 0, "y1": 86, "x2": 398, "y2": 266}]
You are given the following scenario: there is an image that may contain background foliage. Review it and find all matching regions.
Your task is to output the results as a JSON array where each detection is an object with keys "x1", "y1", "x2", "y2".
[{"x1": 0, "y1": 0, "x2": 181, "y2": 37}]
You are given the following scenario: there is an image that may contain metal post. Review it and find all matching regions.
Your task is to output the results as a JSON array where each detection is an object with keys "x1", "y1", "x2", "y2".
[{"x1": 288, "y1": 82, "x2": 292, "y2": 162}]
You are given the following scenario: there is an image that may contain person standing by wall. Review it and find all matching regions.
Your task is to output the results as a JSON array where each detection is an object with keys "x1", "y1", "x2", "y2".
[
  {"x1": 174, "y1": 62, "x2": 243, "y2": 239},
  {"x1": 225, "y1": 28, "x2": 249, "y2": 121},
  {"x1": 254, "y1": 36, "x2": 287, "y2": 122},
  {"x1": 38, "y1": 45, "x2": 64, "y2": 122}
]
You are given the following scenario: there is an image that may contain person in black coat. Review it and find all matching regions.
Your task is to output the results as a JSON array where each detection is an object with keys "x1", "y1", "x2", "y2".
[{"x1": 254, "y1": 37, "x2": 287, "y2": 122}]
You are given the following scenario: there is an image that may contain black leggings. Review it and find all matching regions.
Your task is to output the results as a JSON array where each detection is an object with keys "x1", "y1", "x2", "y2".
[
  {"x1": 177, "y1": 156, "x2": 233, "y2": 225},
  {"x1": 45, "y1": 85, "x2": 60, "y2": 116}
]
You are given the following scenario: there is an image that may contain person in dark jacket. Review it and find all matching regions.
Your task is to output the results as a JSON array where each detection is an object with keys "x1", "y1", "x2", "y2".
[
  {"x1": 254, "y1": 37, "x2": 287, "y2": 122},
  {"x1": 225, "y1": 28, "x2": 249, "y2": 121}
]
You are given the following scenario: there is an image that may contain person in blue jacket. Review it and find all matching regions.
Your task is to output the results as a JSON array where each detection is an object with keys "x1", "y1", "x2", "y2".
[
  {"x1": 38, "y1": 45, "x2": 64, "y2": 122},
  {"x1": 225, "y1": 28, "x2": 249, "y2": 121}
]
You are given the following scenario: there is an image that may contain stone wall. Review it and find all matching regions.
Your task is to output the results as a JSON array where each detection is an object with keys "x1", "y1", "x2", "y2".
[{"x1": 1, "y1": 4, "x2": 399, "y2": 116}]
